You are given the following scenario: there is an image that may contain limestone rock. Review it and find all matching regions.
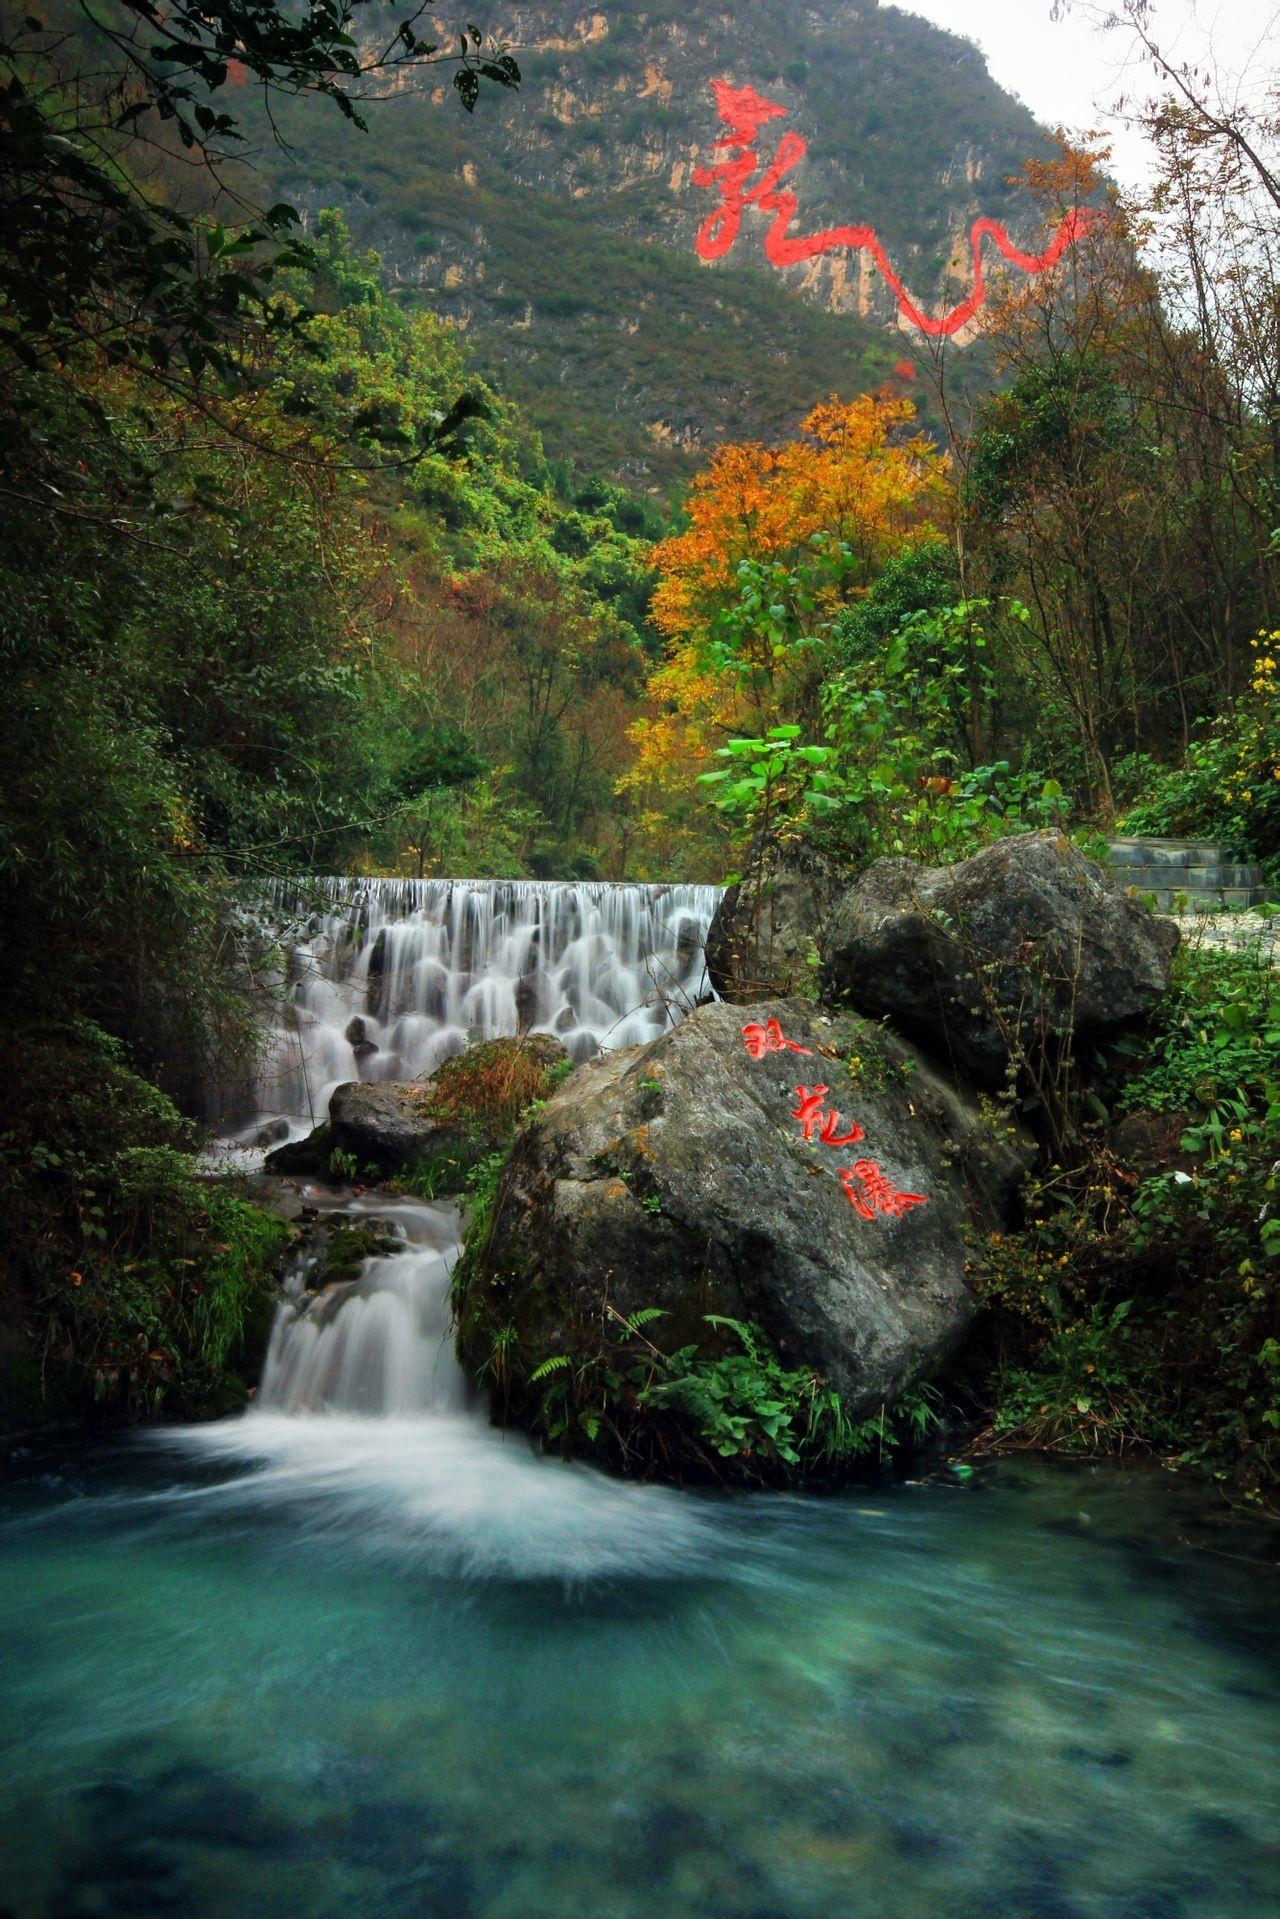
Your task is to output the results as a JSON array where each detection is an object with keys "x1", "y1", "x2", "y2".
[
  {"x1": 457, "y1": 1000, "x2": 1031, "y2": 1463},
  {"x1": 820, "y1": 832, "x2": 1179, "y2": 1088},
  {"x1": 705, "y1": 838, "x2": 845, "y2": 1003}
]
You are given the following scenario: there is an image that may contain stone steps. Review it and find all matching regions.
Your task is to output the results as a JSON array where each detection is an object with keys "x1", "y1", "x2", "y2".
[{"x1": 1106, "y1": 837, "x2": 1277, "y2": 913}]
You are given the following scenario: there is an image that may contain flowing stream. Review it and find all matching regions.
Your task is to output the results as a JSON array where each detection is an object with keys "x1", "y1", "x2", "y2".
[{"x1": 2, "y1": 880, "x2": 1279, "y2": 1917}]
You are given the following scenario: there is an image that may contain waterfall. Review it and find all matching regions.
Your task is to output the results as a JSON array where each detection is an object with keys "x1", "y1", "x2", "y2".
[
  {"x1": 247, "y1": 877, "x2": 721, "y2": 1128},
  {"x1": 175, "y1": 1184, "x2": 720, "y2": 1575},
  {"x1": 256, "y1": 1195, "x2": 468, "y2": 1418}
]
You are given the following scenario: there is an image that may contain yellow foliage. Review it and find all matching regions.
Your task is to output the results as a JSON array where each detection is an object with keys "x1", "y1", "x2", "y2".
[{"x1": 649, "y1": 392, "x2": 946, "y2": 641}]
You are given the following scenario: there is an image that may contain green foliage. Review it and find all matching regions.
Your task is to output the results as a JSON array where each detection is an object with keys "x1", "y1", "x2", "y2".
[
  {"x1": 453, "y1": 1150, "x2": 509, "y2": 1283},
  {"x1": 833, "y1": 541, "x2": 962, "y2": 664},
  {"x1": 637, "y1": 1316, "x2": 939, "y2": 1471},
  {"x1": 1, "y1": 3, "x2": 517, "y2": 380},
  {"x1": 1116, "y1": 944, "x2": 1280, "y2": 1120},
  {"x1": 468, "y1": 1275, "x2": 942, "y2": 1485},
  {"x1": 1121, "y1": 634, "x2": 1280, "y2": 870},
  {"x1": 698, "y1": 727, "x2": 840, "y2": 835},
  {"x1": 970, "y1": 939, "x2": 1280, "y2": 1511},
  {"x1": 966, "y1": 352, "x2": 1128, "y2": 523},
  {"x1": 818, "y1": 599, "x2": 1070, "y2": 866},
  {"x1": 0, "y1": 1022, "x2": 291, "y2": 1427},
  {"x1": 0, "y1": 354, "x2": 397, "y2": 1088},
  {"x1": 990, "y1": 1302, "x2": 1153, "y2": 1452}
]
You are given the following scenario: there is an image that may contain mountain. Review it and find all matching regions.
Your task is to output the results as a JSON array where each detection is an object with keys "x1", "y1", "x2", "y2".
[{"x1": 262, "y1": 2, "x2": 1063, "y2": 489}]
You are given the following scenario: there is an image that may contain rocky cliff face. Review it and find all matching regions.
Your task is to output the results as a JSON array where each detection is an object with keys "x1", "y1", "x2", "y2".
[{"x1": 270, "y1": 2, "x2": 1057, "y2": 486}]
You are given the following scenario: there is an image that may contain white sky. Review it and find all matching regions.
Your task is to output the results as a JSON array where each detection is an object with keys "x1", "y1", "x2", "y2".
[{"x1": 896, "y1": 0, "x2": 1278, "y2": 189}]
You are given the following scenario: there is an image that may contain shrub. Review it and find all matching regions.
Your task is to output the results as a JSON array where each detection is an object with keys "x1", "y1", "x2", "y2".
[
  {"x1": 0, "y1": 1022, "x2": 291, "y2": 1427},
  {"x1": 428, "y1": 1038, "x2": 572, "y2": 1135},
  {"x1": 967, "y1": 938, "x2": 1280, "y2": 1510}
]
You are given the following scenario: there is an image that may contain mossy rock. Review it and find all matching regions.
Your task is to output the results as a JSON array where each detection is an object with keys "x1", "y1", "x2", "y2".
[
  {"x1": 267, "y1": 1037, "x2": 573, "y2": 1193},
  {"x1": 456, "y1": 1000, "x2": 1033, "y2": 1487},
  {"x1": 308, "y1": 1221, "x2": 400, "y2": 1291},
  {"x1": 264, "y1": 1125, "x2": 332, "y2": 1176}
]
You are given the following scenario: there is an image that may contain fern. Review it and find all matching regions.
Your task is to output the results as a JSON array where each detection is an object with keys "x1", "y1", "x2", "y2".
[{"x1": 529, "y1": 1353, "x2": 572, "y2": 1384}]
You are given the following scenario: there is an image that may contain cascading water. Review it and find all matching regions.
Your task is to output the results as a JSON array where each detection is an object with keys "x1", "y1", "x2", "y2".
[
  {"x1": 181, "y1": 1187, "x2": 718, "y2": 1581},
  {"x1": 246, "y1": 876, "x2": 721, "y2": 1132},
  {"x1": 256, "y1": 1194, "x2": 467, "y2": 1419}
]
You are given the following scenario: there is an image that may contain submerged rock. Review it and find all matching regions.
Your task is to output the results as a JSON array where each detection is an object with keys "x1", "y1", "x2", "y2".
[
  {"x1": 820, "y1": 831, "x2": 1179, "y2": 1088},
  {"x1": 456, "y1": 999, "x2": 1032, "y2": 1476},
  {"x1": 705, "y1": 836, "x2": 845, "y2": 1003}
]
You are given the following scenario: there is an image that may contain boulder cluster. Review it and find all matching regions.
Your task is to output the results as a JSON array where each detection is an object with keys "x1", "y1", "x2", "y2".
[{"x1": 457, "y1": 833, "x2": 1177, "y2": 1478}]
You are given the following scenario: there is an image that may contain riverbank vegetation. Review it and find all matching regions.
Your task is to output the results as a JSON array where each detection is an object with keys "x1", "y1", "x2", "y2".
[{"x1": 961, "y1": 936, "x2": 1280, "y2": 1514}]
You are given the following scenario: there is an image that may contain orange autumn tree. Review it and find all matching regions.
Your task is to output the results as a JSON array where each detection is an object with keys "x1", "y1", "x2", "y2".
[{"x1": 622, "y1": 393, "x2": 947, "y2": 871}]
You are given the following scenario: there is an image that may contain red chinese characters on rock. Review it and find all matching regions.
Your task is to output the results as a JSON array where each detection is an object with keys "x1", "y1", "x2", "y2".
[
  {"x1": 742, "y1": 1017, "x2": 812, "y2": 1060},
  {"x1": 838, "y1": 1161, "x2": 928, "y2": 1222},
  {"x1": 740, "y1": 1021, "x2": 929, "y2": 1222},
  {"x1": 693, "y1": 79, "x2": 1103, "y2": 339},
  {"x1": 790, "y1": 1085, "x2": 864, "y2": 1148}
]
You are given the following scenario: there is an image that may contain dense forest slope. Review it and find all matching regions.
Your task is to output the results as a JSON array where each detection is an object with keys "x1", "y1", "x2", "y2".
[{"x1": 261, "y1": 1, "x2": 1057, "y2": 485}]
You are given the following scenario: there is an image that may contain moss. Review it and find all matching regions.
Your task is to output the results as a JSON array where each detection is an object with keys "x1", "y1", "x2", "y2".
[
  {"x1": 264, "y1": 1124, "x2": 331, "y2": 1175},
  {"x1": 0, "y1": 1022, "x2": 296, "y2": 1429},
  {"x1": 311, "y1": 1222, "x2": 399, "y2": 1290}
]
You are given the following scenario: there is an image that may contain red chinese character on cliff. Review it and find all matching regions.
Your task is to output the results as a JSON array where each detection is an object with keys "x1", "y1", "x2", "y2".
[
  {"x1": 838, "y1": 1161, "x2": 927, "y2": 1222},
  {"x1": 791, "y1": 1085, "x2": 864, "y2": 1147},
  {"x1": 693, "y1": 78, "x2": 1102, "y2": 339},
  {"x1": 742, "y1": 1018, "x2": 811, "y2": 1060}
]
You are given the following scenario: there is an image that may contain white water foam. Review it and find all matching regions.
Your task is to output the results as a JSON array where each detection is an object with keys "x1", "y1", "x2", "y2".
[{"x1": 161, "y1": 1193, "x2": 722, "y2": 1582}]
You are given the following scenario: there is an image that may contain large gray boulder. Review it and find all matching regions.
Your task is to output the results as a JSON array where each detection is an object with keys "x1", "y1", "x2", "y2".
[
  {"x1": 456, "y1": 999, "x2": 1032, "y2": 1476},
  {"x1": 327, "y1": 1081, "x2": 451, "y2": 1169},
  {"x1": 820, "y1": 832, "x2": 1179, "y2": 1088},
  {"x1": 705, "y1": 837, "x2": 844, "y2": 1003}
]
